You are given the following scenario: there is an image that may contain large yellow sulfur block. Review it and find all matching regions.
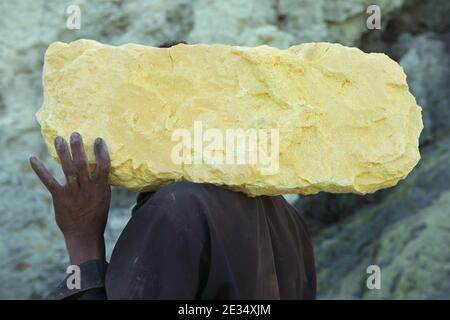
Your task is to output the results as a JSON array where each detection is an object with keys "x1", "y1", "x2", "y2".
[{"x1": 36, "y1": 39, "x2": 423, "y2": 196}]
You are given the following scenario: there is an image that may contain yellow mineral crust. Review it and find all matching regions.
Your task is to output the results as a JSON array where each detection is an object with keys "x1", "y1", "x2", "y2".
[{"x1": 36, "y1": 39, "x2": 423, "y2": 196}]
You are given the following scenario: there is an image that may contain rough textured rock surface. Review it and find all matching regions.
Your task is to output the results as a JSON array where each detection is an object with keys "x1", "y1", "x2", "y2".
[
  {"x1": 37, "y1": 40, "x2": 422, "y2": 196},
  {"x1": 313, "y1": 137, "x2": 450, "y2": 299},
  {"x1": 399, "y1": 33, "x2": 450, "y2": 144},
  {"x1": 0, "y1": 0, "x2": 448, "y2": 299}
]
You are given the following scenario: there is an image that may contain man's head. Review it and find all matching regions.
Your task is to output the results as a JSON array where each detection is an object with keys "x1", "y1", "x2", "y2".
[{"x1": 158, "y1": 41, "x2": 187, "y2": 48}]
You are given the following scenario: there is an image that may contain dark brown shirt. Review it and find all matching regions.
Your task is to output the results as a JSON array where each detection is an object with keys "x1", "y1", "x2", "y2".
[{"x1": 47, "y1": 181, "x2": 316, "y2": 300}]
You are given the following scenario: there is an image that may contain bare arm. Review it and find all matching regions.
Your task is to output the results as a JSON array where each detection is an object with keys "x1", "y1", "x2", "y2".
[{"x1": 30, "y1": 133, "x2": 111, "y2": 265}]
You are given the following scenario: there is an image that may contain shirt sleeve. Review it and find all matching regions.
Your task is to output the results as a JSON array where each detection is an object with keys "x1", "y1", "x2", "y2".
[{"x1": 45, "y1": 260, "x2": 108, "y2": 300}]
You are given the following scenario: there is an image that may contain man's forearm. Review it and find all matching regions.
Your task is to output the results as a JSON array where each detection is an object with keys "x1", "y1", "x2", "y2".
[{"x1": 64, "y1": 234, "x2": 106, "y2": 265}]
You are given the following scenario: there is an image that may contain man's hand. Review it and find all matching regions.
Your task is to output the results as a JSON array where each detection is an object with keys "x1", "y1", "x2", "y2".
[{"x1": 30, "y1": 133, "x2": 111, "y2": 265}]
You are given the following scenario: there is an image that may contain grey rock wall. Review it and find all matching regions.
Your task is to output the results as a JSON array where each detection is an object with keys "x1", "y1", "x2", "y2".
[
  {"x1": 0, "y1": 0, "x2": 448, "y2": 299},
  {"x1": 313, "y1": 137, "x2": 450, "y2": 299}
]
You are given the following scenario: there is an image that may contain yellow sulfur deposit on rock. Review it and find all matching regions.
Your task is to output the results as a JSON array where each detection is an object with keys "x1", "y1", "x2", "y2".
[{"x1": 36, "y1": 39, "x2": 423, "y2": 196}]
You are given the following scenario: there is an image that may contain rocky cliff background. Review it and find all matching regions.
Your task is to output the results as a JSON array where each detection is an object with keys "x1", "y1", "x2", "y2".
[{"x1": 0, "y1": 0, "x2": 448, "y2": 299}]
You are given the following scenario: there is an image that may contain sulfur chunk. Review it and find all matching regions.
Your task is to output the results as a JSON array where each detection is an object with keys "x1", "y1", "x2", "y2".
[{"x1": 36, "y1": 39, "x2": 423, "y2": 196}]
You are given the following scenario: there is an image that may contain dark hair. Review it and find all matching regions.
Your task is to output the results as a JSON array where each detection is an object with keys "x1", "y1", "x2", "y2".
[{"x1": 158, "y1": 41, "x2": 187, "y2": 48}]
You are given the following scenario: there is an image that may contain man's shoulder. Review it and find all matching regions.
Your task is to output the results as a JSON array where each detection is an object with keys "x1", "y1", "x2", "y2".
[
  {"x1": 134, "y1": 181, "x2": 226, "y2": 217},
  {"x1": 135, "y1": 181, "x2": 263, "y2": 225},
  {"x1": 150, "y1": 180, "x2": 246, "y2": 205},
  {"x1": 130, "y1": 181, "x2": 305, "y2": 248},
  {"x1": 148, "y1": 181, "x2": 292, "y2": 213},
  {"x1": 135, "y1": 180, "x2": 296, "y2": 223},
  {"x1": 158, "y1": 180, "x2": 214, "y2": 197}
]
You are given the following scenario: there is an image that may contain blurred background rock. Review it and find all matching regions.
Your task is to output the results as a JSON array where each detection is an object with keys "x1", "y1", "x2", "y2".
[{"x1": 0, "y1": 0, "x2": 448, "y2": 299}]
